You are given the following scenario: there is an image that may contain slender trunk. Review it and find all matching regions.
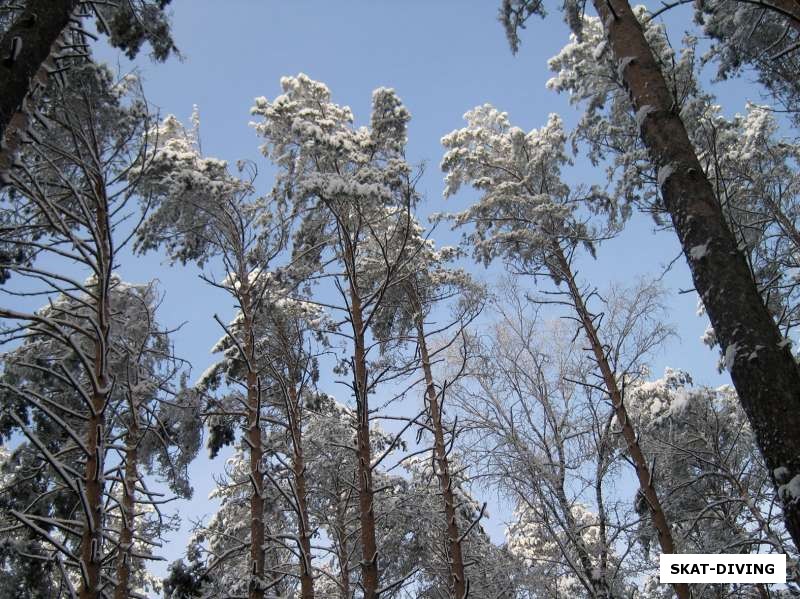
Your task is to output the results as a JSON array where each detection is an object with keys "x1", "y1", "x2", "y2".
[
  {"x1": 80, "y1": 398, "x2": 105, "y2": 599},
  {"x1": 241, "y1": 282, "x2": 266, "y2": 599},
  {"x1": 758, "y1": 192, "x2": 800, "y2": 256},
  {"x1": 349, "y1": 280, "x2": 380, "y2": 599},
  {"x1": 545, "y1": 394, "x2": 611, "y2": 598},
  {"x1": 79, "y1": 189, "x2": 111, "y2": 599},
  {"x1": 247, "y1": 406, "x2": 265, "y2": 599},
  {"x1": 288, "y1": 384, "x2": 315, "y2": 599},
  {"x1": 594, "y1": 417, "x2": 613, "y2": 597},
  {"x1": 0, "y1": 0, "x2": 76, "y2": 178},
  {"x1": 554, "y1": 246, "x2": 690, "y2": 599},
  {"x1": 335, "y1": 494, "x2": 352, "y2": 599},
  {"x1": 407, "y1": 287, "x2": 467, "y2": 599},
  {"x1": 114, "y1": 415, "x2": 139, "y2": 599},
  {"x1": 593, "y1": 0, "x2": 800, "y2": 549}
]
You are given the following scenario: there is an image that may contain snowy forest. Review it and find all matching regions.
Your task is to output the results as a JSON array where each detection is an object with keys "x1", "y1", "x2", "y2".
[{"x1": 1, "y1": 0, "x2": 800, "y2": 598}]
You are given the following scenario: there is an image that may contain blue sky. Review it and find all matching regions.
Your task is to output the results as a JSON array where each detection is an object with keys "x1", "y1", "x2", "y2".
[{"x1": 82, "y1": 0, "x2": 756, "y2": 577}]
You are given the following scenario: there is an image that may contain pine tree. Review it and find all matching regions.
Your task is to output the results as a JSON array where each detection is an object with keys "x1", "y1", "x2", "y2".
[{"x1": 251, "y1": 75, "x2": 421, "y2": 598}]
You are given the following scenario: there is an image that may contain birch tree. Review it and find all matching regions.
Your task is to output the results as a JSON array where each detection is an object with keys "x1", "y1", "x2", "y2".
[{"x1": 453, "y1": 297, "x2": 641, "y2": 598}]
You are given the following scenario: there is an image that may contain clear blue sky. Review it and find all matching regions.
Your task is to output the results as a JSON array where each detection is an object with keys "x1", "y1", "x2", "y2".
[{"x1": 85, "y1": 0, "x2": 750, "y2": 577}]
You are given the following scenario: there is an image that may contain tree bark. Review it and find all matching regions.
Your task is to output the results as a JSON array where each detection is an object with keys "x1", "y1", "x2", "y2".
[
  {"x1": 407, "y1": 287, "x2": 467, "y2": 599},
  {"x1": 349, "y1": 279, "x2": 380, "y2": 599},
  {"x1": 79, "y1": 184, "x2": 111, "y2": 599},
  {"x1": 288, "y1": 384, "x2": 315, "y2": 599},
  {"x1": 593, "y1": 0, "x2": 800, "y2": 550},
  {"x1": 80, "y1": 396, "x2": 105, "y2": 599},
  {"x1": 114, "y1": 413, "x2": 139, "y2": 599},
  {"x1": 334, "y1": 491, "x2": 352, "y2": 599},
  {"x1": 554, "y1": 246, "x2": 690, "y2": 599},
  {"x1": 240, "y1": 282, "x2": 266, "y2": 599},
  {"x1": 0, "y1": 0, "x2": 77, "y2": 178}
]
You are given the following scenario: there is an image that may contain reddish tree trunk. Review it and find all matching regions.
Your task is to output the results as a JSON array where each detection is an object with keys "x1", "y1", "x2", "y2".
[
  {"x1": 349, "y1": 281, "x2": 380, "y2": 599},
  {"x1": 79, "y1": 191, "x2": 111, "y2": 599},
  {"x1": 114, "y1": 418, "x2": 139, "y2": 599},
  {"x1": 334, "y1": 492, "x2": 352, "y2": 599},
  {"x1": 240, "y1": 284, "x2": 266, "y2": 599},
  {"x1": 555, "y1": 246, "x2": 689, "y2": 599},
  {"x1": 79, "y1": 399, "x2": 105, "y2": 599},
  {"x1": 408, "y1": 288, "x2": 467, "y2": 599}
]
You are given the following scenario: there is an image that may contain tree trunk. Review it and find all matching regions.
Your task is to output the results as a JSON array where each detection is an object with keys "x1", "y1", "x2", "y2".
[
  {"x1": 593, "y1": 0, "x2": 800, "y2": 550},
  {"x1": 594, "y1": 417, "x2": 613, "y2": 598},
  {"x1": 554, "y1": 246, "x2": 690, "y2": 599},
  {"x1": 79, "y1": 188, "x2": 111, "y2": 599},
  {"x1": 80, "y1": 397, "x2": 105, "y2": 599},
  {"x1": 288, "y1": 384, "x2": 315, "y2": 599},
  {"x1": 247, "y1": 393, "x2": 266, "y2": 599},
  {"x1": 334, "y1": 492, "x2": 352, "y2": 599},
  {"x1": 0, "y1": 0, "x2": 77, "y2": 178},
  {"x1": 349, "y1": 280, "x2": 380, "y2": 599},
  {"x1": 114, "y1": 415, "x2": 139, "y2": 599},
  {"x1": 241, "y1": 283, "x2": 266, "y2": 599},
  {"x1": 408, "y1": 287, "x2": 467, "y2": 599}
]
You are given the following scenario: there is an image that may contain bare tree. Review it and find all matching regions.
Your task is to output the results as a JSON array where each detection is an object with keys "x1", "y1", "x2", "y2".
[{"x1": 453, "y1": 295, "x2": 634, "y2": 598}]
